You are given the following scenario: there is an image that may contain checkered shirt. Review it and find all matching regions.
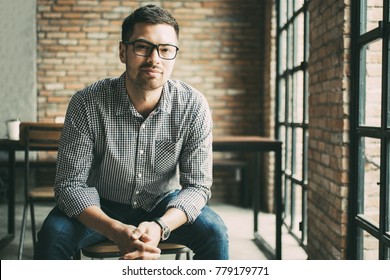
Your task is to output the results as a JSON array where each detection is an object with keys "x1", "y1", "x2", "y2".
[{"x1": 54, "y1": 72, "x2": 213, "y2": 223}]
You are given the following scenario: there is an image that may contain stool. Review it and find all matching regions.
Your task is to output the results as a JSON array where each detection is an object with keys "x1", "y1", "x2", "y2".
[{"x1": 81, "y1": 240, "x2": 192, "y2": 260}]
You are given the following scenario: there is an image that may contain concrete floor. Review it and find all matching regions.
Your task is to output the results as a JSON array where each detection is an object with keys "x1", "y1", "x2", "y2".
[{"x1": 0, "y1": 200, "x2": 307, "y2": 260}]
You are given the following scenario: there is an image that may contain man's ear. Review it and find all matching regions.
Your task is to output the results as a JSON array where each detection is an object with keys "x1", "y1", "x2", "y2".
[{"x1": 119, "y1": 41, "x2": 126, "y2": 63}]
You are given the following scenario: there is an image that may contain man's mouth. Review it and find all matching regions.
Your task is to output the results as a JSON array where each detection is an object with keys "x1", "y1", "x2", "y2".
[{"x1": 141, "y1": 67, "x2": 163, "y2": 74}]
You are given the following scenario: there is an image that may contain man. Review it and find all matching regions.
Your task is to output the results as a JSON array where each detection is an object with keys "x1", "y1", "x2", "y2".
[{"x1": 34, "y1": 4, "x2": 229, "y2": 260}]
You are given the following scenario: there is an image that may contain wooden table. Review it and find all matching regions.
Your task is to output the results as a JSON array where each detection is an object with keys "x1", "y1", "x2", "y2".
[
  {"x1": 0, "y1": 135, "x2": 283, "y2": 259},
  {"x1": 0, "y1": 139, "x2": 21, "y2": 250},
  {"x1": 213, "y1": 136, "x2": 283, "y2": 259}
]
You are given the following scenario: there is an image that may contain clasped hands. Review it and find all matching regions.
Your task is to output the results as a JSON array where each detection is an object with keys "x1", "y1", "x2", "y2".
[{"x1": 114, "y1": 221, "x2": 162, "y2": 260}]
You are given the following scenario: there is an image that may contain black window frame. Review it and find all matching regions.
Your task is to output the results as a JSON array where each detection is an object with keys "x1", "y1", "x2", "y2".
[
  {"x1": 349, "y1": 0, "x2": 390, "y2": 260},
  {"x1": 276, "y1": 0, "x2": 309, "y2": 252}
]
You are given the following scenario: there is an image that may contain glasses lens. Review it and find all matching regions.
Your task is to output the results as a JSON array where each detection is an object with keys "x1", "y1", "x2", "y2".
[
  {"x1": 158, "y1": 45, "x2": 177, "y2": 59},
  {"x1": 132, "y1": 41, "x2": 177, "y2": 60},
  {"x1": 133, "y1": 41, "x2": 152, "y2": 57}
]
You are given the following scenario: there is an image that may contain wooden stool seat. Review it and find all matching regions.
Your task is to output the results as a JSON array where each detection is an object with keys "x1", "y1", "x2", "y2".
[
  {"x1": 29, "y1": 186, "x2": 54, "y2": 200},
  {"x1": 81, "y1": 240, "x2": 192, "y2": 260}
]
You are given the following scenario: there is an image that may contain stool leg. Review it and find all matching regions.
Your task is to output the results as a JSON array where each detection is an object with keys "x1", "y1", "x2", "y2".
[
  {"x1": 175, "y1": 253, "x2": 181, "y2": 260},
  {"x1": 30, "y1": 201, "x2": 37, "y2": 251},
  {"x1": 18, "y1": 201, "x2": 29, "y2": 260}
]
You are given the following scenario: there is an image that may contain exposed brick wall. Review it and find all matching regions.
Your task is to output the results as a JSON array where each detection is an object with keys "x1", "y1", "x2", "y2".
[
  {"x1": 36, "y1": 0, "x2": 264, "y2": 135},
  {"x1": 307, "y1": 0, "x2": 351, "y2": 259},
  {"x1": 36, "y1": 0, "x2": 266, "y2": 206}
]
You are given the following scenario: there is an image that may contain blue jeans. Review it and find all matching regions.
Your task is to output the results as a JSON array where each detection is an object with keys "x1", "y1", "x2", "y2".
[{"x1": 34, "y1": 190, "x2": 229, "y2": 260}]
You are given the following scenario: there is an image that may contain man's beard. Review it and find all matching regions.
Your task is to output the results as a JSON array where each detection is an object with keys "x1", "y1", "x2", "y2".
[{"x1": 128, "y1": 64, "x2": 165, "y2": 91}]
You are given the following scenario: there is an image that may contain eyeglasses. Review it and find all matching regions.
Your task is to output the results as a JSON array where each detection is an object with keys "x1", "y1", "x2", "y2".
[{"x1": 122, "y1": 39, "x2": 179, "y2": 60}]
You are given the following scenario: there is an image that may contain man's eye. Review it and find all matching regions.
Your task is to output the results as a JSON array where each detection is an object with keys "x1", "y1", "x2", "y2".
[
  {"x1": 160, "y1": 46, "x2": 174, "y2": 53},
  {"x1": 135, "y1": 44, "x2": 150, "y2": 50}
]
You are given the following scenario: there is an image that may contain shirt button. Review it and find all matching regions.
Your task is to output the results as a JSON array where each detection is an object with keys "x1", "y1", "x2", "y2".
[
  {"x1": 140, "y1": 149, "x2": 144, "y2": 155},
  {"x1": 141, "y1": 124, "x2": 146, "y2": 129},
  {"x1": 138, "y1": 173, "x2": 142, "y2": 178},
  {"x1": 135, "y1": 190, "x2": 140, "y2": 195},
  {"x1": 133, "y1": 201, "x2": 137, "y2": 206}
]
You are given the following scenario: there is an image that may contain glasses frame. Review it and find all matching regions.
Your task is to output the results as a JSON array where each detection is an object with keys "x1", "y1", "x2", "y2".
[{"x1": 122, "y1": 39, "x2": 179, "y2": 60}]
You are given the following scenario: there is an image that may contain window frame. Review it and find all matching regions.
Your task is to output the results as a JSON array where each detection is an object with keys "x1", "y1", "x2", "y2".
[
  {"x1": 349, "y1": 0, "x2": 390, "y2": 260},
  {"x1": 275, "y1": 0, "x2": 309, "y2": 251}
]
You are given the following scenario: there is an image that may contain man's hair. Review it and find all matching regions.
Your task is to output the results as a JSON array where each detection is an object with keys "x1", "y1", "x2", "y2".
[{"x1": 122, "y1": 5, "x2": 180, "y2": 42}]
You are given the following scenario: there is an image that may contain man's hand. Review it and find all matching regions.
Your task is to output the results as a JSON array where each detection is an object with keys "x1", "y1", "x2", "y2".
[
  {"x1": 119, "y1": 221, "x2": 161, "y2": 259},
  {"x1": 113, "y1": 223, "x2": 161, "y2": 260},
  {"x1": 76, "y1": 206, "x2": 187, "y2": 260},
  {"x1": 76, "y1": 206, "x2": 161, "y2": 260},
  {"x1": 134, "y1": 221, "x2": 162, "y2": 245}
]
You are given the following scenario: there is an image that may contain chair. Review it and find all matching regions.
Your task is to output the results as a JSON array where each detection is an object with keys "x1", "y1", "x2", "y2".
[
  {"x1": 18, "y1": 122, "x2": 62, "y2": 259},
  {"x1": 80, "y1": 240, "x2": 192, "y2": 260}
]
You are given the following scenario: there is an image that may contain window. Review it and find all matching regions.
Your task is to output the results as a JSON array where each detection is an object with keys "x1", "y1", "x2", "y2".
[
  {"x1": 276, "y1": 0, "x2": 309, "y2": 250},
  {"x1": 350, "y1": 0, "x2": 390, "y2": 260}
]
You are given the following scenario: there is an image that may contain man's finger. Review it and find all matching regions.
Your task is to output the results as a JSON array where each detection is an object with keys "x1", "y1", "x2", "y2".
[
  {"x1": 122, "y1": 242, "x2": 161, "y2": 260},
  {"x1": 131, "y1": 228, "x2": 143, "y2": 239},
  {"x1": 123, "y1": 251, "x2": 161, "y2": 260}
]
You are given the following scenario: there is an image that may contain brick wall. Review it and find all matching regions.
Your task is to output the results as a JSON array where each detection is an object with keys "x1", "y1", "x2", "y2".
[
  {"x1": 36, "y1": 0, "x2": 264, "y2": 133},
  {"x1": 307, "y1": 0, "x2": 351, "y2": 259},
  {"x1": 36, "y1": 0, "x2": 266, "y2": 205}
]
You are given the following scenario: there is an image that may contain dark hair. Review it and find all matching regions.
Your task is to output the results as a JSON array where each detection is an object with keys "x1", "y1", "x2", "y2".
[{"x1": 121, "y1": 5, "x2": 179, "y2": 42}]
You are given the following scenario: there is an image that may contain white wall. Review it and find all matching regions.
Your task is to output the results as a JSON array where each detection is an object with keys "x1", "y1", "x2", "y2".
[{"x1": 0, "y1": 0, "x2": 37, "y2": 139}]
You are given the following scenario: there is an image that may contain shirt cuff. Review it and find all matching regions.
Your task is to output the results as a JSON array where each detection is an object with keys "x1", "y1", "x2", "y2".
[{"x1": 166, "y1": 186, "x2": 210, "y2": 223}]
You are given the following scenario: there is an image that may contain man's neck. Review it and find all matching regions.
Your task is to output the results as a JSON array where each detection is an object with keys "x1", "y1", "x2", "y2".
[{"x1": 126, "y1": 83, "x2": 163, "y2": 119}]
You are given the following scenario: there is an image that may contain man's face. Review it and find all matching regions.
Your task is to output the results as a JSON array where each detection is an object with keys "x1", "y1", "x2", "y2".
[{"x1": 119, "y1": 23, "x2": 178, "y2": 92}]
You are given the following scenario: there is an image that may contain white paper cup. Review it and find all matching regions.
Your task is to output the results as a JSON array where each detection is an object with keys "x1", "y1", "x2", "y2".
[{"x1": 7, "y1": 120, "x2": 21, "y2": 140}]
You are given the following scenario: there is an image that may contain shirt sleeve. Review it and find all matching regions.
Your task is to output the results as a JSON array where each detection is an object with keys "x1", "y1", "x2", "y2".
[
  {"x1": 167, "y1": 94, "x2": 213, "y2": 223},
  {"x1": 54, "y1": 92, "x2": 100, "y2": 218}
]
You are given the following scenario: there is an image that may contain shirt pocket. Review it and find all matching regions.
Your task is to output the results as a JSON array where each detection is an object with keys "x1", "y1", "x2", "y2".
[{"x1": 154, "y1": 139, "x2": 182, "y2": 174}]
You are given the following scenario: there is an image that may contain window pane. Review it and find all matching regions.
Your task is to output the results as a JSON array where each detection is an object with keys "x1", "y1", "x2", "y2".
[
  {"x1": 294, "y1": 13, "x2": 305, "y2": 67},
  {"x1": 280, "y1": 125, "x2": 286, "y2": 170},
  {"x1": 359, "y1": 40, "x2": 382, "y2": 127},
  {"x1": 288, "y1": 25, "x2": 294, "y2": 69},
  {"x1": 293, "y1": 71, "x2": 304, "y2": 123},
  {"x1": 278, "y1": 79, "x2": 286, "y2": 122},
  {"x1": 294, "y1": 0, "x2": 305, "y2": 13},
  {"x1": 279, "y1": 0, "x2": 287, "y2": 27},
  {"x1": 280, "y1": 30, "x2": 287, "y2": 74},
  {"x1": 284, "y1": 177, "x2": 292, "y2": 218},
  {"x1": 360, "y1": 228, "x2": 379, "y2": 259},
  {"x1": 292, "y1": 183, "x2": 303, "y2": 235},
  {"x1": 286, "y1": 127, "x2": 293, "y2": 172},
  {"x1": 293, "y1": 127, "x2": 303, "y2": 180},
  {"x1": 358, "y1": 137, "x2": 381, "y2": 226},
  {"x1": 360, "y1": 0, "x2": 383, "y2": 34},
  {"x1": 287, "y1": 75, "x2": 293, "y2": 123}
]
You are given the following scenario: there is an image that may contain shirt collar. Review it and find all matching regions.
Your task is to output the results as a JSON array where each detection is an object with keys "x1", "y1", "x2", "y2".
[
  {"x1": 115, "y1": 72, "x2": 172, "y2": 116},
  {"x1": 115, "y1": 72, "x2": 132, "y2": 116},
  {"x1": 159, "y1": 82, "x2": 172, "y2": 115}
]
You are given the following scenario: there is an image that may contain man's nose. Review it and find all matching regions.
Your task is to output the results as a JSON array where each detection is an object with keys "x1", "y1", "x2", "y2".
[{"x1": 147, "y1": 47, "x2": 161, "y2": 62}]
